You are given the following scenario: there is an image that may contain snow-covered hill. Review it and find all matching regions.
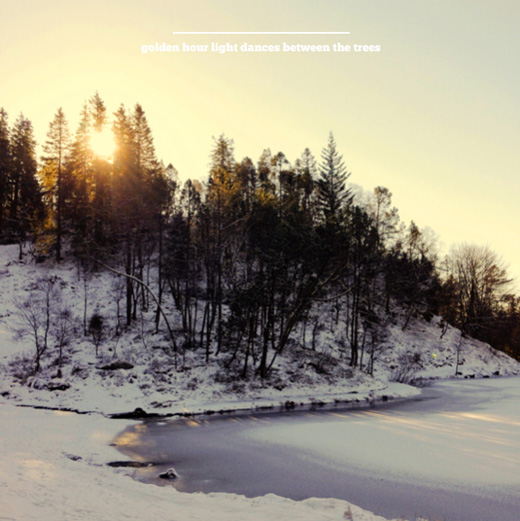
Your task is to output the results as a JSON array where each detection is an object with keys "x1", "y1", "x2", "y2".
[{"x1": 1, "y1": 244, "x2": 518, "y2": 416}]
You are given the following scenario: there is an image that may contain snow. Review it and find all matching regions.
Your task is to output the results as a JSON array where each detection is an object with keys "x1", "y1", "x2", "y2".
[{"x1": 1, "y1": 243, "x2": 520, "y2": 521}]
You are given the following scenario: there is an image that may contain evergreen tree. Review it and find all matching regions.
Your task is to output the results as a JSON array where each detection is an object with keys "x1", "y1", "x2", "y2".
[
  {"x1": 9, "y1": 114, "x2": 42, "y2": 246},
  {"x1": 89, "y1": 94, "x2": 111, "y2": 246},
  {"x1": 204, "y1": 135, "x2": 236, "y2": 353},
  {"x1": 317, "y1": 132, "x2": 351, "y2": 225},
  {"x1": 233, "y1": 157, "x2": 256, "y2": 213},
  {"x1": 295, "y1": 148, "x2": 317, "y2": 215},
  {"x1": 297, "y1": 147, "x2": 318, "y2": 179},
  {"x1": 257, "y1": 148, "x2": 275, "y2": 197},
  {"x1": 41, "y1": 108, "x2": 71, "y2": 261},
  {"x1": 89, "y1": 91, "x2": 107, "y2": 131},
  {"x1": 68, "y1": 103, "x2": 93, "y2": 248},
  {"x1": 0, "y1": 109, "x2": 11, "y2": 236},
  {"x1": 132, "y1": 104, "x2": 160, "y2": 176}
]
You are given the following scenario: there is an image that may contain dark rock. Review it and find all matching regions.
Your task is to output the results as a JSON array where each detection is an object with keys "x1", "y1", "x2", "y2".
[
  {"x1": 111, "y1": 407, "x2": 147, "y2": 419},
  {"x1": 159, "y1": 467, "x2": 178, "y2": 480},
  {"x1": 110, "y1": 407, "x2": 166, "y2": 419},
  {"x1": 46, "y1": 382, "x2": 71, "y2": 391},
  {"x1": 98, "y1": 361, "x2": 134, "y2": 371},
  {"x1": 107, "y1": 461, "x2": 154, "y2": 468},
  {"x1": 63, "y1": 452, "x2": 82, "y2": 461}
]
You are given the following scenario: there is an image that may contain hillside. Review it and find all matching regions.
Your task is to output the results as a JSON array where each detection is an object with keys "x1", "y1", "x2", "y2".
[{"x1": 1, "y1": 243, "x2": 518, "y2": 416}]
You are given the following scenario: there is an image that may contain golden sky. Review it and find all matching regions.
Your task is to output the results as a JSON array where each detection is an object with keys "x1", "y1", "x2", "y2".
[{"x1": 1, "y1": 0, "x2": 519, "y2": 283}]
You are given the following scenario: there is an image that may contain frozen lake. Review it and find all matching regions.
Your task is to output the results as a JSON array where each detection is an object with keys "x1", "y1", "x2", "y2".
[{"x1": 114, "y1": 377, "x2": 520, "y2": 521}]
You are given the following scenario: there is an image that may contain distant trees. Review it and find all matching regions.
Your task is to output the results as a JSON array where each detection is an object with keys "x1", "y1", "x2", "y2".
[{"x1": 444, "y1": 244, "x2": 512, "y2": 340}]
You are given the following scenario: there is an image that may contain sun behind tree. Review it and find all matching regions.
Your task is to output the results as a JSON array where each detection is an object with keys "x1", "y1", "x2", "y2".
[{"x1": 89, "y1": 127, "x2": 115, "y2": 159}]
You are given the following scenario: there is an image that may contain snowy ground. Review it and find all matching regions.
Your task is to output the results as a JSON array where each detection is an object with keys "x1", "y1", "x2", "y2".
[{"x1": 1, "y1": 244, "x2": 520, "y2": 521}]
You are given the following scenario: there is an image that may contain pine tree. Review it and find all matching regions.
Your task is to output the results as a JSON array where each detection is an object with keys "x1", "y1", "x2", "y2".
[
  {"x1": 294, "y1": 148, "x2": 317, "y2": 215},
  {"x1": 0, "y1": 108, "x2": 11, "y2": 236},
  {"x1": 89, "y1": 92, "x2": 107, "y2": 131},
  {"x1": 9, "y1": 114, "x2": 42, "y2": 247},
  {"x1": 233, "y1": 157, "x2": 256, "y2": 212},
  {"x1": 297, "y1": 147, "x2": 318, "y2": 179},
  {"x1": 68, "y1": 103, "x2": 93, "y2": 246},
  {"x1": 41, "y1": 108, "x2": 71, "y2": 261},
  {"x1": 89, "y1": 94, "x2": 111, "y2": 247},
  {"x1": 132, "y1": 103, "x2": 160, "y2": 177},
  {"x1": 257, "y1": 148, "x2": 275, "y2": 197},
  {"x1": 205, "y1": 134, "x2": 236, "y2": 353},
  {"x1": 317, "y1": 132, "x2": 351, "y2": 225}
]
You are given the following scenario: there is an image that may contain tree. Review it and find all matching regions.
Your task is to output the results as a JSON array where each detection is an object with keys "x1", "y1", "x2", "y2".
[
  {"x1": 369, "y1": 186, "x2": 400, "y2": 249},
  {"x1": 295, "y1": 148, "x2": 317, "y2": 214},
  {"x1": 297, "y1": 147, "x2": 318, "y2": 179},
  {"x1": 90, "y1": 94, "x2": 112, "y2": 247},
  {"x1": 14, "y1": 278, "x2": 56, "y2": 373},
  {"x1": 0, "y1": 108, "x2": 11, "y2": 236},
  {"x1": 447, "y1": 244, "x2": 512, "y2": 339},
  {"x1": 89, "y1": 91, "x2": 107, "y2": 131},
  {"x1": 9, "y1": 114, "x2": 42, "y2": 251},
  {"x1": 203, "y1": 135, "x2": 236, "y2": 353},
  {"x1": 41, "y1": 108, "x2": 71, "y2": 261},
  {"x1": 89, "y1": 312, "x2": 104, "y2": 356},
  {"x1": 67, "y1": 103, "x2": 93, "y2": 248},
  {"x1": 233, "y1": 157, "x2": 256, "y2": 213},
  {"x1": 132, "y1": 103, "x2": 160, "y2": 176},
  {"x1": 317, "y1": 132, "x2": 352, "y2": 225}
]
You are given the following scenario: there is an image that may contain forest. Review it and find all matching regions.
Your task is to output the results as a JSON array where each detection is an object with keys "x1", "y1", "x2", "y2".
[{"x1": 1, "y1": 93, "x2": 519, "y2": 381}]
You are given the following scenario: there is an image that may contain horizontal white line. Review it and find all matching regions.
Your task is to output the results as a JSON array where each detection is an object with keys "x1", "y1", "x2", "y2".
[{"x1": 172, "y1": 32, "x2": 350, "y2": 35}]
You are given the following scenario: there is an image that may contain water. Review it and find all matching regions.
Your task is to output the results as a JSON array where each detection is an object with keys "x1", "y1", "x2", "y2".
[{"x1": 112, "y1": 378, "x2": 520, "y2": 521}]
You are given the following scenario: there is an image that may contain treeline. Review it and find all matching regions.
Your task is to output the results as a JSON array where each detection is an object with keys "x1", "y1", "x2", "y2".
[{"x1": 1, "y1": 94, "x2": 519, "y2": 377}]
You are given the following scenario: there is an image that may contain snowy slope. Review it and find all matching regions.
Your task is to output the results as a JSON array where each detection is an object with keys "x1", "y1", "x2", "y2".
[{"x1": 1, "y1": 244, "x2": 518, "y2": 416}]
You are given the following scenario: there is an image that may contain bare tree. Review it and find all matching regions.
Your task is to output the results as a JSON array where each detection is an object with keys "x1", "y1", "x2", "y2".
[
  {"x1": 52, "y1": 303, "x2": 73, "y2": 373},
  {"x1": 14, "y1": 278, "x2": 56, "y2": 373},
  {"x1": 448, "y1": 243, "x2": 512, "y2": 339}
]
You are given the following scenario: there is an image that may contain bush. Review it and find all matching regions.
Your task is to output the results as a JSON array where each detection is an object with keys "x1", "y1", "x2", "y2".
[
  {"x1": 89, "y1": 312, "x2": 104, "y2": 356},
  {"x1": 391, "y1": 351, "x2": 423, "y2": 383}
]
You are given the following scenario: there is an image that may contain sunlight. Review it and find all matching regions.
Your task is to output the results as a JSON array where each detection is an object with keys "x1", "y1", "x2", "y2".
[{"x1": 89, "y1": 128, "x2": 116, "y2": 159}]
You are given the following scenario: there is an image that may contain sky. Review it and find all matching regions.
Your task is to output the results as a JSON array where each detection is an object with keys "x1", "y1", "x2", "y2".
[{"x1": 1, "y1": 0, "x2": 519, "y2": 284}]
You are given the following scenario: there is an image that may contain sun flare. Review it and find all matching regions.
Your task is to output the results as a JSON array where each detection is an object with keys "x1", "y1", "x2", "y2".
[{"x1": 89, "y1": 128, "x2": 116, "y2": 159}]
